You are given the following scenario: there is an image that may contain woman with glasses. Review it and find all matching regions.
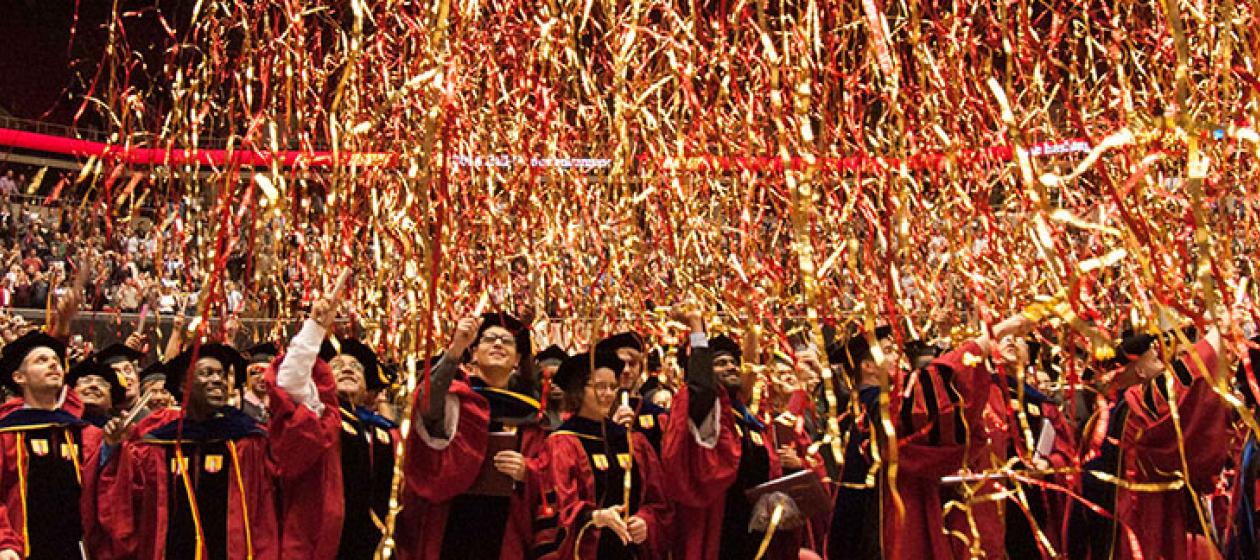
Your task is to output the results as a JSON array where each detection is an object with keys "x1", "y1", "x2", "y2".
[
  {"x1": 396, "y1": 312, "x2": 549, "y2": 559},
  {"x1": 545, "y1": 351, "x2": 671, "y2": 559}
]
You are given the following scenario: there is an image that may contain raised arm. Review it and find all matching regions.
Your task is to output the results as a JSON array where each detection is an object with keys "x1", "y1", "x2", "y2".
[
  {"x1": 417, "y1": 315, "x2": 480, "y2": 437},
  {"x1": 275, "y1": 271, "x2": 348, "y2": 414},
  {"x1": 276, "y1": 316, "x2": 328, "y2": 414},
  {"x1": 674, "y1": 307, "x2": 718, "y2": 428},
  {"x1": 163, "y1": 312, "x2": 186, "y2": 361},
  {"x1": 47, "y1": 259, "x2": 86, "y2": 340}
]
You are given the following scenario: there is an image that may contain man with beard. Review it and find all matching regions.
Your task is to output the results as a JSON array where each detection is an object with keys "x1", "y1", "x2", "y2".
[
  {"x1": 319, "y1": 337, "x2": 399, "y2": 559},
  {"x1": 661, "y1": 306, "x2": 803, "y2": 560},
  {"x1": 600, "y1": 332, "x2": 669, "y2": 453},
  {"x1": 0, "y1": 330, "x2": 106, "y2": 560},
  {"x1": 535, "y1": 345, "x2": 569, "y2": 429}
]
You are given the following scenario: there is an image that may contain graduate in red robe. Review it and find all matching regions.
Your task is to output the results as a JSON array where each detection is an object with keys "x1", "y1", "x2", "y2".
[
  {"x1": 531, "y1": 344, "x2": 570, "y2": 560},
  {"x1": 1225, "y1": 336, "x2": 1260, "y2": 560},
  {"x1": 95, "y1": 342, "x2": 281, "y2": 560},
  {"x1": 1069, "y1": 324, "x2": 1232, "y2": 560},
  {"x1": 598, "y1": 332, "x2": 670, "y2": 454},
  {"x1": 266, "y1": 293, "x2": 347, "y2": 560},
  {"x1": 239, "y1": 343, "x2": 279, "y2": 425},
  {"x1": 827, "y1": 312, "x2": 1036, "y2": 560},
  {"x1": 318, "y1": 336, "x2": 400, "y2": 559},
  {"x1": 996, "y1": 339, "x2": 1079, "y2": 558},
  {"x1": 72, "y1": 343, "x2": 143, "y2": 428},
  {"x1": 537, "y1": 345, "x2": 570, "y2": 430},
  {"x1": 660, "y1": 307, "x2": 803, "y2": 560},
  {"x1": 0, "y1": 331, "x2": 105, "y2": 560},
  {"x1": 545, "y1": 350, "x2": 673, "y2": 559},
  {"x1": 395, "y1": 312, "x2": 548, "y2": 559}
]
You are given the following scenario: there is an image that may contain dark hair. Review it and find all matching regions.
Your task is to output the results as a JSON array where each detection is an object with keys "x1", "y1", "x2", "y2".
[
  {"x1": 828, "y1": 325, "x2": 894, "y2": 377},
  {"x1": 561, "y1": 387, "x2": 584, "y2": 413},
  {"x1": 554, "y1": 351, "x2": 624, "y2": 412},
  {"x1": 468, "y1": 312, "x2": 537, "y2": 398}
]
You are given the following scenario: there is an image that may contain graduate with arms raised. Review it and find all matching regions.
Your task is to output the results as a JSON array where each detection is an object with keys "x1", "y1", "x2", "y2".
[
  {"x1": 96, "y1": 280, "x2": 350, "y2": 560},
  {"x1": 395, "y1": 311, "x2": 548, "y2": 559},
  {"x1": 827, "y1": 310, "x2": 1039, "y2": 560},
  {"x1": 660, "y1": 304, "x2": 805, "y2": 560}
]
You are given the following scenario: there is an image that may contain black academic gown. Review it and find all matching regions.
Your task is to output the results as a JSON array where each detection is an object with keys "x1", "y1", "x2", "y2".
[{"x1": 336, "y1": 402, "x2": 398, "y2": 560}]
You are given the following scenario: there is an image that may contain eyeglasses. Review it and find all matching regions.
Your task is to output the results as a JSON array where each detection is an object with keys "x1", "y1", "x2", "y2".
[
  {"x1": 585, "y1": 382, "x2": 619, "y2": 392},
  {"x1": 480, "y1": 333, "x2": 516, "y2": 346}
]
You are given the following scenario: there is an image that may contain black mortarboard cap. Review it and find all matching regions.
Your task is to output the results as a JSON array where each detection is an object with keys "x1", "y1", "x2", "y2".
[
  {"x1": 0, "y1": 331, "x2": 66, "y2": 393},
  {"x1": 245, "y1": 342, "x2": 280, "y2": 365},
  {"x1": 829, "y1": 325, "x2": 894, "y2": 374},
  {"x1": 139, "y1": 360, "x2": 167, "y2": 385},
  {"x1": 596, "y1": 332, "x2": 645, "y2": 353},
  {"x1": 67, "y1": 356, "x2": 128, "y2": 404},
  {"x1": 165, "y1": 343, "x2": 248, "y2": 402},
  {"x1": 320, "y1": 337, "x2": 392, "y2": 391},
  {"x1": 552, "y1": 351, "x2": 626, "y2": 396},
  {"x1": 535, "y1": 345, "x2": 569, "y2": 366},
  {"x1": 94, "y1": 343, "x2": 144, "y2": 367},
  {"x1": 709, "y1": 334, "x2": 742, "y2": 362},
  {"x1": 646, "y1": 348, "x2": 663, "y2": 372}
]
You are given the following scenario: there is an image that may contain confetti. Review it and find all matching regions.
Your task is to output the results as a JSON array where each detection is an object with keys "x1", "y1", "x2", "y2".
[{"x1": 60, "y1": 0, "x2": 1260, "y2": 555}]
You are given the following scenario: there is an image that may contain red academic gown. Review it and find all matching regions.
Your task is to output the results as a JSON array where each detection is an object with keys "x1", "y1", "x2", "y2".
[
  {"x1": 944, "y1": 380, "x2": 1012, "y2": 559},
  {"x1": 95, "y1": 407, "x2": 280, "y2": 560},
  {"x1": 829, "y1": 341, "x2": 996, "y2": 560},
  {"x1": 660, "y1": 386, "x2": 799, "y2": 560},
  {"x1": 1107, "y1": 338, "x2": 1229, "y2": 559},
  {"x1": 888, "y1": 342, "x2": 996, "y2": 560},
  {"x1": 546, "y1": 417, "x2": 673, "y2": 559},
  {"x1": 394, "y1": 376, "x2": 547, "y2": 560},
  {"x1": 265, "y1": 356, "x2": 344, "y2": 560},
  {"x1": 1028, "y1": 398, "x2": 1078, "y2": 553},
  {"x1": 527, "y1": 438, "x2": 564, "y2": 560},
  {"x1": 0, "y1": 393, "x2": 104, "y2": 559}
]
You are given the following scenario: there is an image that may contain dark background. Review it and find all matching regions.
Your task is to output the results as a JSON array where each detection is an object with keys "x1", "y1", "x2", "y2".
[{"x1": 0, "y1": 0, "x2": 189, "y2": 128}]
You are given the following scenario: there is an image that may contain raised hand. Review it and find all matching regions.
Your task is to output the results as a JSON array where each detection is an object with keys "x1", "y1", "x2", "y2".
[
  {"x1": 612, "y1": 403, "x2": 635, "y2": 427},
  {"x1": 124, "y1": 332, "x2": 145, "y2": 352},
  {"x1": 669, "y1": 302, "x2": 705, "y2": 332},
  {"x1": 447, "y1": 315, "x2": 483, "y2": 356},
  {"x1": 311, "y1": 269, "x2": 351, "y2": 330}
]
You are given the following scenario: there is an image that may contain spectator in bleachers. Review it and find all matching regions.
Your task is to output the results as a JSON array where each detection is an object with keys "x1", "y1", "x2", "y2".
[
  {"x1": 21, "y1": 249, "x2": 41, "y2": 274},
  {"x1": 0, "y1": 171, "x2": 16, "y2": 202}
]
